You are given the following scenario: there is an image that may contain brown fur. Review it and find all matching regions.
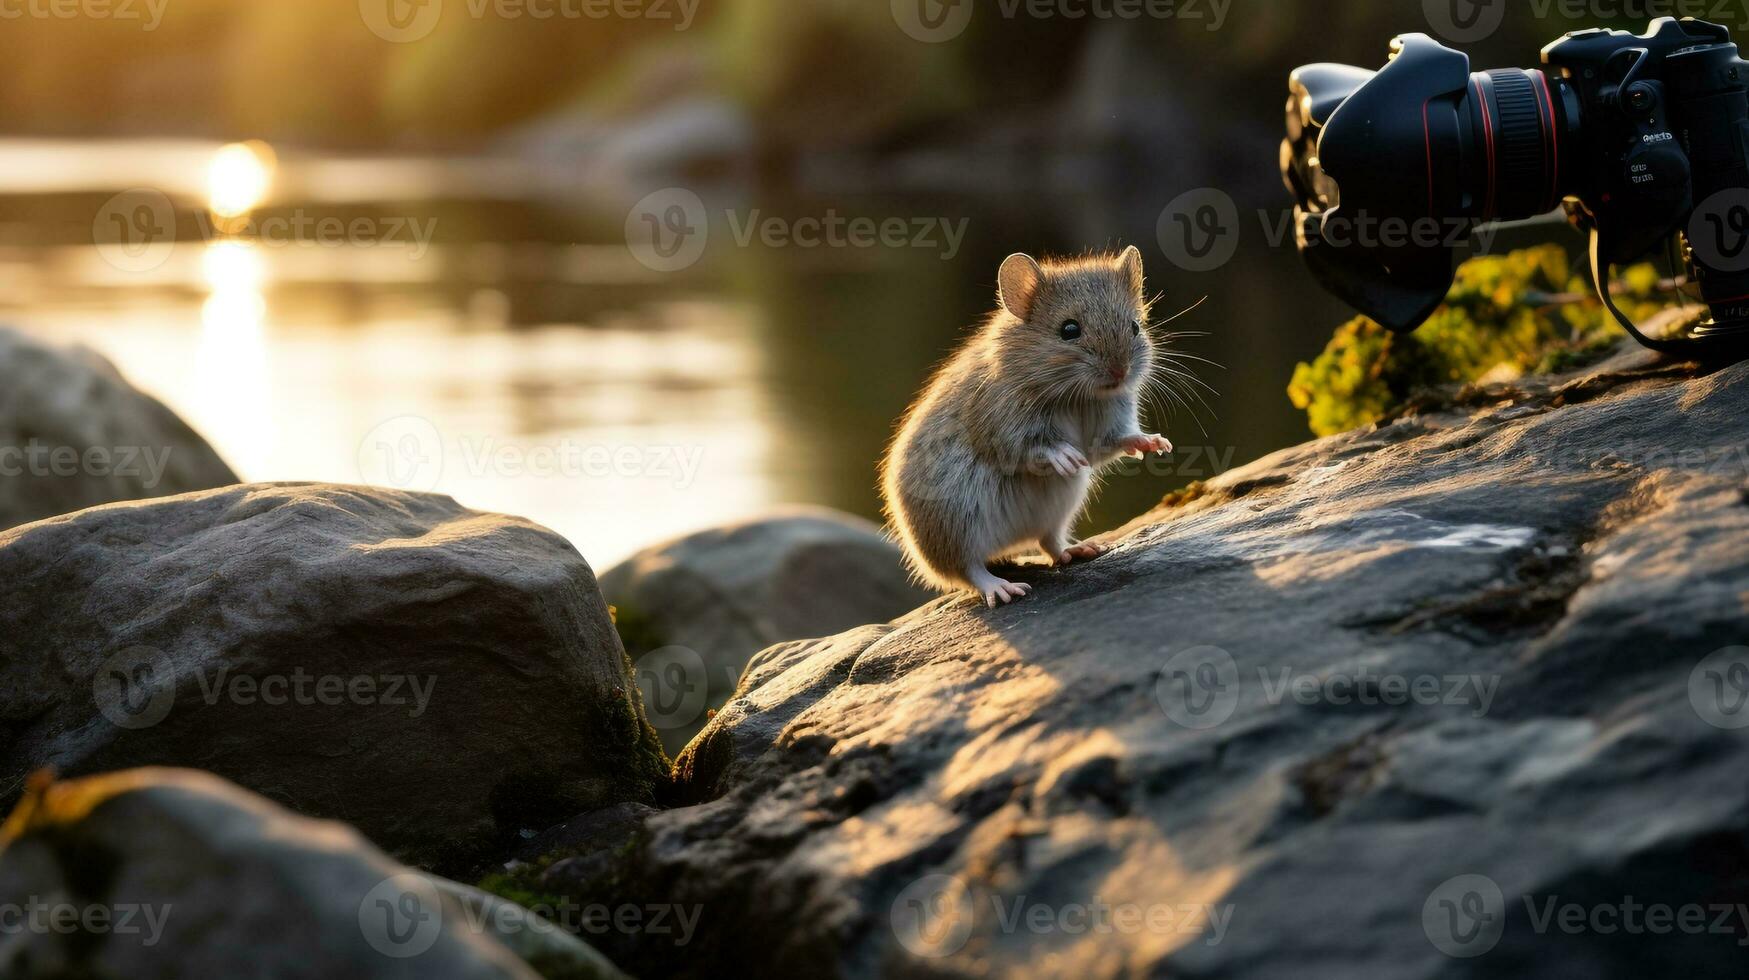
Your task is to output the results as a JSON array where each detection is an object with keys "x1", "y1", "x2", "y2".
[{"x1": 880, "y1": 248, "x2": 1171, "y2": 605}]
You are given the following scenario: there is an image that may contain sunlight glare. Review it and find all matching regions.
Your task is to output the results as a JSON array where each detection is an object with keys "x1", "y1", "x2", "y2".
[
  {"x1": 198, "y1": 240, "x2": 272, "y2": 477},
  {"x1": 207, "y1": 140, "x2": 276, "y2": 220},
  {"x1": 201, "y1": 239, "x2": 266, "y2": 293}
]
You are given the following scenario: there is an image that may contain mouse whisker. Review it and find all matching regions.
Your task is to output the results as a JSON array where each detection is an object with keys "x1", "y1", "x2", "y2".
[
  {"x1": 1157, "y1": 350, "x2": 1226, "y2": 371},
  {"x1": 1145, "y1": 370, "x2": 1217, "y2": 434},
  {"x1": 1150, "y1": 371, "x2": 1211, "y2": 413},
  {"x1": 1152, "y1": 350, "x2": 1217, "y2": 379},
  {"x1": 1145, "y1": 379, "x2": 1210, "y2": 438},
  {"x1": 1154, "y1": 363, "x2": 1222, "y2": 400},
  {"x1": 1153, "y1": 295, "x2": 1209, "y2": 329}
]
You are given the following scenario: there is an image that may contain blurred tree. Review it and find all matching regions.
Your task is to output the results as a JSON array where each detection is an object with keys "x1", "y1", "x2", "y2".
[
  {"x1": 716, "y1": 0, "x2": 976, "y2": 149},
  {"x1": 222, "y1": 0, "x2": 389, "y2": 143},
  {"x1": 379, "y1": 10, "x2": 686, "y2": 140},
  {"x1": 0, "y1": 2, "x2": 1717, "y2": 148}
]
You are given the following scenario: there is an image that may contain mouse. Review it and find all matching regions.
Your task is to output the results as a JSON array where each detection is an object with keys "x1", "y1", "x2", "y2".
[{"x1": 880, "y1": 247, "x2": 1176, "y2": 608}]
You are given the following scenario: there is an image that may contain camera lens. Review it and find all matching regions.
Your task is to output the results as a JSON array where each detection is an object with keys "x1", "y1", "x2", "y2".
[
  {"x1": 1291, "y1": 39, "x2": 1575, "y2": 228},
  {"x1": 1283, "y1": 36, "x2": 1579, "y2": 332},
  {"x1": 1289, "y1": 20, "x2": 1749, "y2": 353},
  {"x1": 1463, "y1": 69, "x2": 1567, "y2": 220}
]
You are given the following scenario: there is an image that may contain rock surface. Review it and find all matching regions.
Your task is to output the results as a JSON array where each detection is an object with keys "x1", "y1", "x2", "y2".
[
  {"x1": 0, "y1": 327, "x2": 238, "y2": 530},
  {"x1": 0, "y1": 768, "x2": 625, "y2": 979},
  {"x1": 507, "y1": 344, "x2": 1749, "y2": 978},
  {"x1": 0, "y1": 483, "x2": 668, "y2": 874},
  {"x1": 600, "y1": 508, "x2": 931, "y2": 754}
]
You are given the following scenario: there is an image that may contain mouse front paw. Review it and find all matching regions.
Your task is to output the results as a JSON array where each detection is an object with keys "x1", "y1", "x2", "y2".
[
  {"x1": 1039, "y1": 444, "x2": 1090, "y2": 477},
  {"x1": 1118, "y1": 434, "x2": 1173, "y2": 458}
]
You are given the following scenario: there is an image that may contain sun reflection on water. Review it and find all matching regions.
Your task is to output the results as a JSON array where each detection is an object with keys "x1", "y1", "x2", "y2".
[
  {"x1": 207, "y1": 140, "x2": 276, "y2": 225},
  {"x1": 198, "y1": 240, "x2": 274, "y2": 477},
  {"x1": 2, "y1": 139, "x2": 790, "y2": 567}
]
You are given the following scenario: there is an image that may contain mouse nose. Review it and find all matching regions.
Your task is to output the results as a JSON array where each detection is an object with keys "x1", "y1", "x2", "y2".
[{"x1": 1107, "y1": 364, "x2": 1128, "y2": 386}]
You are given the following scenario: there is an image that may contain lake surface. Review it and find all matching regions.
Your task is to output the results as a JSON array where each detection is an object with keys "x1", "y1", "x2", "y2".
[{"x1": 0, "y1": 138, "x2": 1362, "y2": 567}]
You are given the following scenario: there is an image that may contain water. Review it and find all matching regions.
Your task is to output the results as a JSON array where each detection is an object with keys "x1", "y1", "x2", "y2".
[{"x1": 0, "y1": 139, "x2": 1349, "y2": 568}]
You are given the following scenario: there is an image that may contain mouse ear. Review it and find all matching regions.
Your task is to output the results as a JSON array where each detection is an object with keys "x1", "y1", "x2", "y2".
[
  {"x1": 998, "y1": 253, "x2": 1044, "y2": 320},
  {"x1": 1118, "y1": 245, "x2": 1145, "y2": 296}
]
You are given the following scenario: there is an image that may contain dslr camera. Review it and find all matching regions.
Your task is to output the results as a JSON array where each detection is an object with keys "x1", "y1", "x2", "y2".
[{"x1": 1283, "y1": 17, "x2": 1749, "y2": 354}]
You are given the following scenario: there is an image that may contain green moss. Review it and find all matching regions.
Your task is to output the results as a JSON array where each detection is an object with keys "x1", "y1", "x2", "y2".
[
  {"x1": 476, "y1": 827, "x2": 652, "y2": 924},
  {"x1": 476, "y1": 872, "x2": 569, "y2": 919},
  {"x1": 472, "y1": 871, "x2": 632, "y2": 980},
  {"x1": 593, "y1": 672, "x2": 673, "y2": 795},
  {"x1": 608, "y1": 602, "x2": 667, "y2": 660},
  {"x1": 601, "y1": 602, "x2": 679, "y2": 792},
  {"x1": 522, "y1": 951, "x2": 611, "y2": 980},
  {"x1": 476, "y1": 847, "x2": 585, "y2": 919},
  {"x1": 1288, "y1": 245, "x2": 1673, "y2": 436}
]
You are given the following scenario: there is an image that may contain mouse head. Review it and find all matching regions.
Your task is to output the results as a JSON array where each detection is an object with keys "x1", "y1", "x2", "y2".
[{"x1": 996, "y1": 247, "x2": 1153, "y2": 400}]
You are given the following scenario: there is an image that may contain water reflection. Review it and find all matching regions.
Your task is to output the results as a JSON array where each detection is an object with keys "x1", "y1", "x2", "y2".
[
  {"x1": 0, "y1": 139, "x2": 1360, "y2": 567},
  {"x1": 198, "y1": 241, "x2": 273, "y2": 478}
]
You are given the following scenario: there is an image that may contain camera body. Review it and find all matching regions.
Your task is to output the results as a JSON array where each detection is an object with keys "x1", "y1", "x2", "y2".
[{"x1": 1283, "y1": 17, "x2": 1749, "y2": 353}]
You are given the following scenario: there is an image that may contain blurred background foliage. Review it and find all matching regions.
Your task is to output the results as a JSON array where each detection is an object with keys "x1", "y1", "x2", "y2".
[
  {"x1": 0, "y1": 1, "x2": 1708, "y2": 557},
  {"x1": 0, "y1": 0, "x2": 1675, "y2": 150},
  {"x1": 1288, "y1": 246, "x2": 1674, "y2": 437}
]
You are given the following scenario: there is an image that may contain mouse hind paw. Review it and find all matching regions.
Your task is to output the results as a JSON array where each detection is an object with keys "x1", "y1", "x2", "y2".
[
  {"x1": 1040, "y1": 535, "x2": 1109, "y2": 566},
  {"x1": 1064, "y1": 541, "x2": 1109, "y2": 562},
  {"x1": 983, "y1": 580, "x2": 1032, "y2": 607},
  {"x1": 967, "y1": 566, "x2": 1033, "y2": 608}
]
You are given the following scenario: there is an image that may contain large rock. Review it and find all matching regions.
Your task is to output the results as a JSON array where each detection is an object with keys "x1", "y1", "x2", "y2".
[
  {"x1": 502, "y1": 344, "x2": 1749, "y2": 978},
  {"x1": 0, "y1": 768, "x2": 626, "y2": 979},
  {"x1": 600, "y1": 508, "x2": 930, "y2": 754},
  {"x1": 0, "y1": 327, "x2": 237, "y2": 530},
  {"x1": 0, "y1": 483, "x2": 668, "y2": 874}
]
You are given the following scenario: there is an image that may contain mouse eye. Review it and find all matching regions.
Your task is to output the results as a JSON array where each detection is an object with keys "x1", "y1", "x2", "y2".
[
  {"x1": 1059, "y1": 320, "x2": 1082, "y2": 342},
  {"x1": 1131, "y1": 318, "x2": 1143, "y2": 337}
]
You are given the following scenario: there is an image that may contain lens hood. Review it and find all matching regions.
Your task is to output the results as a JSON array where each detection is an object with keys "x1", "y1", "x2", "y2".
[
  {"x1": 1318, "y1": 34, "x2": 1474, "y2": 220},
  {"x1": 1288, "y1": 35, "x2": 1477, "y2": 332}
]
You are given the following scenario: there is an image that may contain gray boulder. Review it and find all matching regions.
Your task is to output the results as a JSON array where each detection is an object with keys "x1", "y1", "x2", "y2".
[
  {"x1": 0, "y1": 483, "x2": 668, "y2": 874},
  {"x1": 600, "y1": 508, "x2": 931, "y2": 754},
  {"x1": 0, "y1": 326, "x2": 237, "y2": 530},
  {"x1": 0, "y1": 768, "x2": 626, "y2": 979},
  {"x1": 506, "y1": 344, "x2": 1749, "y2": 978}
]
